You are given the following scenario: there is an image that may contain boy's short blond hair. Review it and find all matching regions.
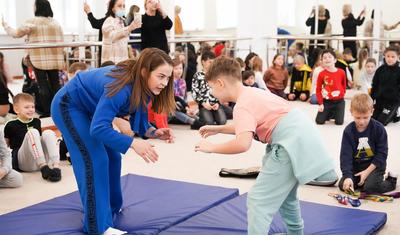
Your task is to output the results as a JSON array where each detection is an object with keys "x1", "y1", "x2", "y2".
[
  {"x1": 350, "y1": 93, "x2": 373, "y2": 113},
  {"x1": 205, "y1": 56, "x2": 241, "y2": 82},
  {"x1": 68, "y1": 62, "x2": 88, "y2": 75},
  {"x1": 13, "y1": 93, "x2": 34, "y2": 106}
]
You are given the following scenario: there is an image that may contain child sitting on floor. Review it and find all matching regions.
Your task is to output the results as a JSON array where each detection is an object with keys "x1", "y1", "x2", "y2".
[
  {"x1": 4, "y1": 93, "x2": 61, "y2": 182},
  {"x1": 339, "y1": 93, "x2": 397, "y2": 193}
]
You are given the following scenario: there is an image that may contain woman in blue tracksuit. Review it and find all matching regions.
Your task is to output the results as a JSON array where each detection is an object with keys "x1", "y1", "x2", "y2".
[{"x1": 51, "y1": 48, "x2": 175, "y2": 235}]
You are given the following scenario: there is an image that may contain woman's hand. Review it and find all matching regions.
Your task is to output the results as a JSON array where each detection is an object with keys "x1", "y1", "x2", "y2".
[
  {"x1": 154, "y1": 128, "x2": 175, "y2": 143},
  {"x1": 199, "y1": 125, "x2": 219, "y2": 138},
  {"x1": 1, "y1": 15, "x2": 8, "y2": 28},
  {"x1": 128, "y1": 19, "x2": 142, "y2": 31},
  {"x1": 83, "y1": 2, "x2": 91, "y2": 14},
  {"x1": 131, "y1": 139, "x2": 158, "y2": 163}
]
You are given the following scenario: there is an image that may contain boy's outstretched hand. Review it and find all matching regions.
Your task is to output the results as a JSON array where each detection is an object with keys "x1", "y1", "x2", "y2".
[
  {"x1": 195, "y1": 139, "x2": 214, "y2": 153},
  {"x1": 155, "y1": 128, "x2": 175, "y2": 143},
  {"x1": 342, "y1": 178, "x2": 354, "y2": 192},
  {"x1": 199, "y1": 125, "x2": 219, "y2": 138}
]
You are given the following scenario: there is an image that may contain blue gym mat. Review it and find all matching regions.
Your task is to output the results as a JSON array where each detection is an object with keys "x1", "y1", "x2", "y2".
[
  {"x1": 160, "y1": 194, "x2": 387, "y2": 235},
  {"x1": 0, "y1": 174, "x2": 238, "y2": 235}
]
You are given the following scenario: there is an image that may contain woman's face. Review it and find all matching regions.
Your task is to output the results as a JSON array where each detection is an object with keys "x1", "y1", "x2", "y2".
[
  {"x1": 342, "y1": 5, "x2": 351, "y2": 17},
  {"x1": 146, "y1": 0, "x2": 159, "y2": 11},
  {"x1": 147, "y1": 63, "x2": 173, "y2": 95},
  {"x1": 113, "y1": 0, "x2": 125, "y2": 14}
]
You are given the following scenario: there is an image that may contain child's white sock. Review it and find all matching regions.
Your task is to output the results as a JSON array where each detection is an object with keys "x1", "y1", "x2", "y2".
[{"x1": 102, "y1": 227, "x2": 127, "y2": 235}]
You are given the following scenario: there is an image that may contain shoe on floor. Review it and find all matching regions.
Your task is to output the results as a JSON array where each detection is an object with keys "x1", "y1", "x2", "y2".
[{"x1": 48, "y1": 168, "x2": 62, "y2": 182}]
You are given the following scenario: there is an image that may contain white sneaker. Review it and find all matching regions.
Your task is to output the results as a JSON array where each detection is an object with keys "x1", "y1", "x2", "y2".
[
  {"x1": 102, "y1": 227, "x2": 127, "y2": 235},
  {"x1": 388, "y1": 171, "x2": 398, "y2": 179}
]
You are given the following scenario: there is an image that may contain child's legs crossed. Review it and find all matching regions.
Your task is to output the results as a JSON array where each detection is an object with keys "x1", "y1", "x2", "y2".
[
  {"x1": 0, "y1": 169, "x2": 23, "y2": 188},
  {"x1": 199, "y1": 108, "x2": 214, "y2": 125},
  {"x1": 213, "y1": 107, "x2": 227, "y2": 125},
  {"x1": 18, "y1": 129, "x2": 46, "y2": 172},
  {"x1": 363, "y1": 168, "x2": 395, "y2": 193},
  {"x1": 174, "y1": 111, "x2": 194, "y2": 124},
  {"x1": 41, "y1": 129, "x2": 60, "y2": 167},
  {"x1": 247, "y1": 145, "x2": 302, "y2": 235}
]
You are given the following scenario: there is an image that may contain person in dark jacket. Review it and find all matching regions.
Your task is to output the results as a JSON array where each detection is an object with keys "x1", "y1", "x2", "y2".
[
  {"x1": 84, "y1": 2, "x2": 106, "y2": 66},
  {"x1": 370, "y1": 46, "x2": 400, "y2": 125},
  {"x1": 306, "y1": 5, "x2": 330, "y2": 67},
  {"x1": 141, "y1": 0, "x2": 173, "y2": 54},
  {"x1": 342, "y1": 4, "x2": 365, "y2": 58}
]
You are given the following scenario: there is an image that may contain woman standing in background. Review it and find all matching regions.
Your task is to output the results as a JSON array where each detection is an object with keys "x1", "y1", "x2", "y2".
[{"x1": 141, "y1": 0, "x2": 173, "y2": 54}]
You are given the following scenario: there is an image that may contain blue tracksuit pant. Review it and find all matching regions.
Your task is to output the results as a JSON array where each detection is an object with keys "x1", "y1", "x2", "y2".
[{"x1": 51, "y1": 89, "x2": 122, "y2": 234}]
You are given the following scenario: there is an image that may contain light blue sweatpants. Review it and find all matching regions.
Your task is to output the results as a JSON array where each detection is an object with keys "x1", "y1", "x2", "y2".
[{"x1": 247, "y1": 144, "x2": 304, "y2": 235}]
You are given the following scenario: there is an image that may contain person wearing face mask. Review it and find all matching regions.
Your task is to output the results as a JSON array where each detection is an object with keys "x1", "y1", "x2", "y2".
[
  {"x1": 102, "y1": 0, "x2": 141, "y2": 64},
  {"x1": 141, "y1": 0, "x2": 173, "y2": 54}
]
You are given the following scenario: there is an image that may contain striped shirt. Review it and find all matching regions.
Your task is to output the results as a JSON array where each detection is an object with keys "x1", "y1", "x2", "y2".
[{"x1": 5, "y1": 17, "x2": 65, "y2": 70}]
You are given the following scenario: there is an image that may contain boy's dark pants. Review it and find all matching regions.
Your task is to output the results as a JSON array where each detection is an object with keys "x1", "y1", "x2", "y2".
[
  {"x1": 316, "y1": 99, "x2": 345, "y2": 125},
  {"x1": 339, "y1": 167, "x2": 395, "y2": 193},
  {"x1": 373, "y1": 100, "x2": 400, "y2": 126}
]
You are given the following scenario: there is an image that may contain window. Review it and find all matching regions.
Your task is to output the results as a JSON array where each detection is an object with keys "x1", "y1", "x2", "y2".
[
  {"x1": 0, "y1": 0, "x2": 16, "y2": 33},
  {"x1": 49, "y1": 0, "x2": 66, "y2": 30},
  {"x1": 277, "y1": 0, "x2": 296, "y2": 26},
  {"x1": 126, "y1": 0, "x2": 145, "y2": 14},
  {"x1": 216, "y1": 0, "x2": 237, "y2": 29},
  {"x1": 175, "y1": 0, "x2": 204, "y2": 31},
  {"x1": 50, "y1": 0, "x2": 95, "y2": 33}
]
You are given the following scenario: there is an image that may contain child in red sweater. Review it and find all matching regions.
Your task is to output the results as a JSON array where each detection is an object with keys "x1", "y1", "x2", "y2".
[{"x1": 316, "y1": 49, "x2": 347, "y2": 125}]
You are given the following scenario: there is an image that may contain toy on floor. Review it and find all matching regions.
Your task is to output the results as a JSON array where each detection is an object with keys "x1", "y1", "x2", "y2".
[
  {"x1": 345, "y1": 190, "x2": 400, "y2": 203},
  {"x1": 328, "y1": 193, "x2": 361, "y2": 207}
]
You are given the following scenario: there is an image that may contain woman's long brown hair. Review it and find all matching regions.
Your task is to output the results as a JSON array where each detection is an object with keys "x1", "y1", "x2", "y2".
[{"x1": 106, "y1": 48, "x2": 175, "y2": 114}]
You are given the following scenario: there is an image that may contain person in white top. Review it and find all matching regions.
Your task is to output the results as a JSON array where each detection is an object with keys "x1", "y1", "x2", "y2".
[
  {"x1": 101, "y1": 0, "x2": 141, "y2": 64},
  {"x1": 252, "y1": 56, "x2": 268, "y2": 90},
  {"x1": 359, "y1": 58, "x2": 377, "y2": 94}
]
